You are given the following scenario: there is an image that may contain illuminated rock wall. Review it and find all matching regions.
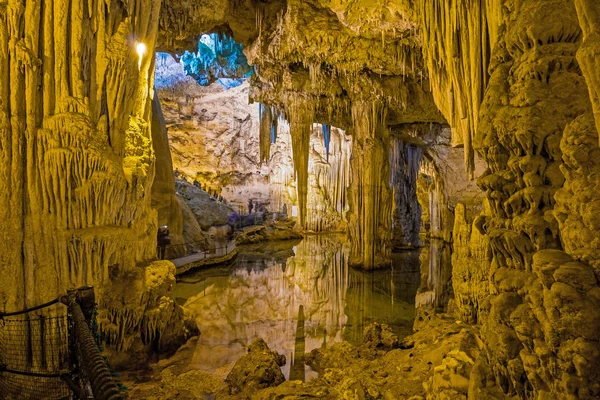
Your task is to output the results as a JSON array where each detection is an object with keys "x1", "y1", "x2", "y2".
[
  {"x1": 0, "y1": 0, "x2": 193, "y2": 360},
  {"x1": 156, "y1": 55, "x2": 351, "y2": 231},
  {"x1": 0, "y1": 0, "x2": 158, "y2": 305},
  {"x1": 420, "y1": 1, "x2": 600, "y2": 397}
]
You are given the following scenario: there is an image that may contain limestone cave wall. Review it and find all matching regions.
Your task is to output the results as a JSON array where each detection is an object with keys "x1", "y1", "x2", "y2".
[
  {"x1": 0, "y1": 0, "x2": 194, "y2": 364},
  {"x1": 4, "y1": 0, "x2": 600, "y2": 396},
  {"x1": 423, "y1": 1, "x2": 600, "y2": 397}
]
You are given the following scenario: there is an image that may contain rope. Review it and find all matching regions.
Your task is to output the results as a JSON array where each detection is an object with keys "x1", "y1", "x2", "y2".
[
  {"x1": 0, "y1": 297, "x2": 62, "y2": 318},
  {"x1": 0, "y1": 288, "x2": 125, "y2": 399},
  {"x1": 0, "y1": 367, "x2": 64, "y2": 379}
]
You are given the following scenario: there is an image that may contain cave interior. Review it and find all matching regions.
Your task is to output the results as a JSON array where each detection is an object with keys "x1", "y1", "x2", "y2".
[{"x1": 1, "y1": 0, "x2": 600, "y2": 399}]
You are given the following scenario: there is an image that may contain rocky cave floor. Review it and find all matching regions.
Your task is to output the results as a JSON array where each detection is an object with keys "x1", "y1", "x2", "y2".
[{"x1": 121, "y1": 310, "x2": 504, "y2": 400}]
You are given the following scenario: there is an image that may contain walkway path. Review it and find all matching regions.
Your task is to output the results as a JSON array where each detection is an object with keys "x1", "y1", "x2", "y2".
[{"x1": 170, "y1": 241, "x2": 238, "y2": 275}]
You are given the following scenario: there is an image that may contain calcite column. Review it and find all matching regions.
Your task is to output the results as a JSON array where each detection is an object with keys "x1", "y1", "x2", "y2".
[
  {"x1": 286, "y1": 98, "x2": 315, "y2": 229},
  {"x1": 0, "y1": 0, "x2": 196, "y2": 358},
  {"x1": 347, "y1": 102, "x2": 393, "y2": 269}
]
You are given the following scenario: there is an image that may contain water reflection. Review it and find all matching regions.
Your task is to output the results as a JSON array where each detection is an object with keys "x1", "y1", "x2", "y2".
[
  {"x1": 415, "y1": 240, "x2": 453, "y2": 312},
  {"x1": 174, "y1": 235, "x2": 451, "y2": 380}
]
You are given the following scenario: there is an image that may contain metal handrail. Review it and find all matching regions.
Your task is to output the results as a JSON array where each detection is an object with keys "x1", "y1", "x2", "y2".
[{"x1": 159, "y1": 241, "x2": 237, "y2": 262}]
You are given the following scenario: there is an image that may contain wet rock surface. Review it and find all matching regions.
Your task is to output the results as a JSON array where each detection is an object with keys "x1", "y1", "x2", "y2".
[
  {"x1": 225, "y1": 338, "x2": 287, "y2": 395},
  {"x1": 234, "y1": 220, "x2": 303, "y2": 245},
  {"x1": 125, "y1": 316, "x2": 494, "y2": 400}
]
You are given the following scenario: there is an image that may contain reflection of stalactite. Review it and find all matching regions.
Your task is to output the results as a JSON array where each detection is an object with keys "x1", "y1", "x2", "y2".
[
  {"x1": 390, "y1": 139, "x2": 423, "y2": 248},
  {"x1": 415, "y1": 240, "x2": 453, "y2": 312},
  {"x1": 289, "y1": 305, "x2": 306, "y2": 382},
  {"x1": 348, "y1": 102, "x2": 392, "y2": 269}
]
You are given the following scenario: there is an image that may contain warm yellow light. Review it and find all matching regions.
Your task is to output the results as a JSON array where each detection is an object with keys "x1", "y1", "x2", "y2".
[
  {"x1": 136, "y1": 42, "x2": 147, "y2": 58},
  {"x1": 136, "y1": 42, "x2": 147, "y2": 70}
]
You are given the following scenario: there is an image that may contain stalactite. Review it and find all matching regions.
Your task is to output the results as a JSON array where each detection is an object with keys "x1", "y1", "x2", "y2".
[
  {"x1": 259, "y1": 103, "x2": 273, "y2": 164},
  {"x1": 271, "y1": 108, "x2": 279, "y2": 143},
  {"x1": 322, "y1": 124, "x2": 331, "y2": 162},
  {"x1": 290, "y1": 122, "x2": 311, "y2": 229},
  {"x1": 284, "y1": 97, "x2": 316, "y2": 228},
  {"x1": 305, "y1": 125, "x2": 352, "y2": 232},
  {"x1": 416, "y1": 0, "x2": 502, "y2": 177}
]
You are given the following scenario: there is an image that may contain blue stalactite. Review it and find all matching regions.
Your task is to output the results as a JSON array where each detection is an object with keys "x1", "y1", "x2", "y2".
[
  {"x1": 322, "y1": 124, "x2": 331, "y2": 163},
  {"x1": 178, "y1": 33, "x2": 252, "y2": 88}
]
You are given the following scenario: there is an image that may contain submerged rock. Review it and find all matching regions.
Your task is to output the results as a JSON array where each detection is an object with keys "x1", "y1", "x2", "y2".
[{"x1": 225, "y1": 338, "x2": 287, "y2": 395}]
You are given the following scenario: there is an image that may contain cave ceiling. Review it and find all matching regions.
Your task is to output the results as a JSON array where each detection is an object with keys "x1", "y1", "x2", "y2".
[{"x1": 159, "y1": 0, "x2": 447, "y2": 130}]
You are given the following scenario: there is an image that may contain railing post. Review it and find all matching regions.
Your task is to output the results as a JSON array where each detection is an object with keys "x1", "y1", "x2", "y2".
[{"x1": 63, "y1": 287, "x2": 123, "y2": 400}]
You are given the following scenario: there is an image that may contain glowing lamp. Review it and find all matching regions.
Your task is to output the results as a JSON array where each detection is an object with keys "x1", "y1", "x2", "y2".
[{"x1": 136, "y1": 42, "x2": 147, "y2": 70}]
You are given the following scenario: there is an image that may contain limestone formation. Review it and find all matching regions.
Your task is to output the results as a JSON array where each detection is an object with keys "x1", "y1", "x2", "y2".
[
  {"x1": 3, "y1": 0, "x2": 600, "y2": 398},
  {"x1": 225, "y1": 338, "x2": 286, "y2": 395},
  {"x1": 0, "y1": 0, "x2": 196, "y2": 364}
]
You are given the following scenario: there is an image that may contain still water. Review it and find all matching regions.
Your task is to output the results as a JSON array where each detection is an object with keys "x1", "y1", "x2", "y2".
[{"x1": 174, "y1": 234, "x2": 451, "y2": 380}]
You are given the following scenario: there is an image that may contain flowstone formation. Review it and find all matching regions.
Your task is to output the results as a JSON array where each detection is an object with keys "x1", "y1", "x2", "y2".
[{"x1": 0, "y1": 0, "x2": 194, "y2": 364}]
